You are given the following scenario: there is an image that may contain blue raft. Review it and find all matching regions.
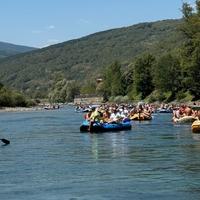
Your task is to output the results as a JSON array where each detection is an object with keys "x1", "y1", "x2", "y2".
[{"x1": 80, "y1": 120, "x2": 132, "y2": 133}]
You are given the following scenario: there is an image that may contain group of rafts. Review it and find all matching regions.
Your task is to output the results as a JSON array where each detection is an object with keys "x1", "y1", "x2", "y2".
[
  {"x1": 79, "y1": 103, "x2": 200, "y2": 133},
  {"x1": 80, "y1": 104, "x2": 152, "y2": 133}
]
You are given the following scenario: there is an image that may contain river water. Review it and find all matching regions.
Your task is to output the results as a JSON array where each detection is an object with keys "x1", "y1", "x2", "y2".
[{"x1": 0, "y1": 106, "x2": 200, "y2": 200}]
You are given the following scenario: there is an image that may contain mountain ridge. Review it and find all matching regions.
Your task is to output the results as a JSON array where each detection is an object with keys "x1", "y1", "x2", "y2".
[
  {"x1": 0, "y1": 41, "x2": 37, "y2": 58},
  {"x1": 0, "y1": 19, "x2": 184, "y2": 98}
]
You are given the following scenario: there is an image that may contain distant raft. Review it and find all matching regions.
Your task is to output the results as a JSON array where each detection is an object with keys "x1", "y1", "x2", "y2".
[
  {"x1": 156, "y1": 108, "x2": 173, "y2": 113},
  {"x1": 80, "y1": 120, "x2": 132, "y2": 133},
  {"x1": 173, "y1": 116, "x2": 196, "y2": 123},
  {"x1": 130, "y1": 113, "x2": 152, "y2": 121},
  {"x1": 192, "y1": 120, "x2": 200, "y2": 133}
]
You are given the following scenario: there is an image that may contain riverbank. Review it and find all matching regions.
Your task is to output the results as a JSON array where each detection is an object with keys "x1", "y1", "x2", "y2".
[{"x1": 0, "y1": 106, "x2": 44, "y2": 112}]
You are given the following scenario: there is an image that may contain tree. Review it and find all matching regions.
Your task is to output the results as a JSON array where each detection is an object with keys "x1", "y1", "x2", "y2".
[
  {"x1": 102, "y1": 61, "x2": 124, "y2": 99},
  {"x1": 0, "y1": 85, "x2": 32, "y2": 107},
  {"x1": 131, "y1": 54, "x2": 155, "y2": 99},
  {"x1": 180, "y1": 0, "x2": 200, "y2": 99},
  {"x1": 80, "y1": 80, "x2": 97, "y2": 95},
  {"x1": 182, "y1": 2, "x2": 193, "y2": 20},
  {"x1": 0, "y1": 82, "x2": 3, "y2": 89},
  {"x1": 153, "y1": 53, "x2": 181, "y2": 95},
  {"x1": 121, "y1": 64, "x2": 134, "y2": 94},
  {"x1": 110, "y1": 62, "x2": 124, "y2": 96},
  {"x1": 48, "y1": 79, "x2": 80, "y2": 103}
]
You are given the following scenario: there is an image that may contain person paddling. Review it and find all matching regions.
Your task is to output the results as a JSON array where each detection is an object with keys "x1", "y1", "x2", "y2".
[{"x1": 88, "y1": 107, "x2": 101, "y2": 132}]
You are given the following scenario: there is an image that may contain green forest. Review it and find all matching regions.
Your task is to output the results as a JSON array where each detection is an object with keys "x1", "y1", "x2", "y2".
[
  {"x1": 0, "y1": 83, "x2": 35, "y2": 107},
  {"x1": 0, "y1": 1, "x2": 200, "y2": 104},
  {"x1": 0, "y1": 19, "x2": 183, "y2": 100},
  {"x1": 47, "y1": 1, "x2": 200, "y2": 103},
  {"x1": 0, "y1": 41, "x2": 36, "y2": 58}
]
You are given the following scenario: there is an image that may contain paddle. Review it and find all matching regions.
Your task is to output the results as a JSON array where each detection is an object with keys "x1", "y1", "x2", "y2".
[{"x1": 1, "y1": 138, "x2": 10, "y2": 145}]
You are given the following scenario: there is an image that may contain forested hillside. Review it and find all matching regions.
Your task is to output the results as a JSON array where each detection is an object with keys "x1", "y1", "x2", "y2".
[
  {"x1": 0, "y1": 41, "x2": 36, "y2": 58},
  {"x1": 98, "y1": 1, "x2": 200, "y2": 103},
  {"x1": 0, "y1": 19, "x2": 183, "y2": 98}
]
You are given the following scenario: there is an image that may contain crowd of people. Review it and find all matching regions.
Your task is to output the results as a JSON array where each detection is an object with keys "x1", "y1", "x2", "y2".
[
  {"x1": 76, "y1": 102, "x2": 200, "y2": 122},
  {"x1": 172, "y1": 105, "x2": 200, "y2": 122},
  {"x1": 76, "y1": 102, "x2": 200, "y2": 133},
  {"x1": 81, "y1": 103, "x2": 154, "y2": 127},
  {"x1": 82, "y1": 103, "x2": 153, "y2": 131}
]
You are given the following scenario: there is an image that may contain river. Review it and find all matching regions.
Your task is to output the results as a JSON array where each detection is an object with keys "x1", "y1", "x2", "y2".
[{"x1": 0, "y1": 106, "x2": 200, "y2": 200}]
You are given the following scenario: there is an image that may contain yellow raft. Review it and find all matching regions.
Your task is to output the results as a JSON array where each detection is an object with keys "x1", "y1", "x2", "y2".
[
  {"x1": 173, "y1": 116, "x2": 196, "y2": 123},
  {"x1": 192, "y1": 120, "x2": 200, "y2": 133},
  {"x1": 130, "y1": 113, "x2": 152, "y2": 121}
]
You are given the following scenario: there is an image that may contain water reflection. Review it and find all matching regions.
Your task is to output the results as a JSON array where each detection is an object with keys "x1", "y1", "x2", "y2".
[
  {"x1": 91, "y1": 135, "x2": 99, "y2": 160},
  {"x1": 88, "y1": 132, "x2": 130, "y2": 160},
  {"x1": 192, "y1": 133, "x2": 200, "y2": 141}
]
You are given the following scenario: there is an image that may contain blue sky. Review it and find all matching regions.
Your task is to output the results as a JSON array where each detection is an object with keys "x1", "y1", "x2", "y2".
[{"x1": 0, "y1": 0, "x2": 195, "y2": 48}]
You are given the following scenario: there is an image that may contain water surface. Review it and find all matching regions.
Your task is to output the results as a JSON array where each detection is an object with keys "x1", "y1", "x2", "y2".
[{"x1": 1, "y1": 107, "x2": 200, "y2": 200}]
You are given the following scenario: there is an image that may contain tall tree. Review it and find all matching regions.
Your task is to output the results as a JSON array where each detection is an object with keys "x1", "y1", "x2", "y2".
[
  {"x1": 153, "y1": 53, "x2": 181, "y2": 95},
  {"x1": 102, "y1": 61, "x2": 124, "y2": 99},
  {"x1": 180, "y1": 0, "x2": 200, "y2": 99},
  {"x1": 48, "y1": 79, "x2": 80, "y2": 103},
  {"x1": 132, "y1": 54, "x2": 155, "y2": 99}
]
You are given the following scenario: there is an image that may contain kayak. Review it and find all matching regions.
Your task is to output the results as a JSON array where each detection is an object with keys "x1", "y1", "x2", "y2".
[
  {"x1": 192, "y1": 120, "x2": 200, "y2": 133},
  {"x1": 80, "y1": 120, "x2": 132, "y2": 133}
]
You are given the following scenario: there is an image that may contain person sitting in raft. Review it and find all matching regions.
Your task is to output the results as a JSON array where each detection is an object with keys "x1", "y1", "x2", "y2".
[
  {"x1": 173, "y1": 105, "x2": 185, "y2": 121},
  {"x1": 109, "y1": 108, "x2": 123, "y2": 123},
  {"x1": 102, "y1": 109, "x2": 111, "y2": 123},
  {"x1": 196, "y1": 110, "x2": 200, "y2": 120},
  {"x1": 84, "y1": 109, "x2": 92, "y2": 120},
  {"x1": 184, "y1": 106, "x2": 193, "y2": 116},
  {"x1": 88, "y1": 107, "x2": 102, "y2": 131},
  {"x1": 141, "y1": 107, "x2": 152, "y2": 119}
]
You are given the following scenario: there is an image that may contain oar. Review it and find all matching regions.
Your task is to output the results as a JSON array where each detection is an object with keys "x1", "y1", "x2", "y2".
[{"x1": 0, "y1": 138, "x2": 10, "y2": 145}]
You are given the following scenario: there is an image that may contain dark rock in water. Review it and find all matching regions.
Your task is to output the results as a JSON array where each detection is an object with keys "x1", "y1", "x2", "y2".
[{"x1": 1, "y1": 138, "x2": 10, "y2": 145}]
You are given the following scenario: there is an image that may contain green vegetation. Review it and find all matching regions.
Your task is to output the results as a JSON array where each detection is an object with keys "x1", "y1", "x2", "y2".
[
  {"x1": 98, "y1": 1, "x2": 200, "y2": 103},
  {"x1": 1, "y1": 1, "x2": 200, "y2": 103},
  {"x1": 0, "y1": 19, "x2": 183, "y2": 101},
  {"x1": 48, "y1": 78, "x2": 80, "y2": 103},
  {"x1": 0, "y1": 83, "x2": 35, "y2": 107},
  {"x1": 131, "y1": 54, "x2": 155, "y2": 100},
  {"x1": 179, "y1": 1, "x2": 200, "y2": 99},
  {"x1": 0, "y1": 41, "x2": 36, "y2": 59},
  {"x1": 101, "y1": 61, "x2": 124, "y2": 100}
]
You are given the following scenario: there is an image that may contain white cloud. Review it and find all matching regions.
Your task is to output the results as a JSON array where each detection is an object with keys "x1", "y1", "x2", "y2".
[
  {"x1": 32, "y1": 25, "x2": 55, "y2": 35},
  {"x1": 47, "y1": 25, "x2": 55, "y2": 30}
]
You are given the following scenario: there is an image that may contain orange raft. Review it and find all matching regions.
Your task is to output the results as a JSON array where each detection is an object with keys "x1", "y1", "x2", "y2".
[{"x1": 192, "y1": 120, "x2": 200, "y2": 133}]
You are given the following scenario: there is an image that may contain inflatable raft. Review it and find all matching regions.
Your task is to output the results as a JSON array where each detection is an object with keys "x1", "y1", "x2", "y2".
[
  {"x1": 173, "y1": 116, "x2": 196, "y2": 123},
  {"x1": 157, "y1": 108, "x2": 173, "y2": 113},
  {"x1": 80, "y1": 120, "x2": 132, "y2": 133},
  {"x1": 192, "y1": 120, "x2": 200, "y2": 133},
  {"x1": 130, "y1": 113, "x2": 152, "y2": 121}
]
